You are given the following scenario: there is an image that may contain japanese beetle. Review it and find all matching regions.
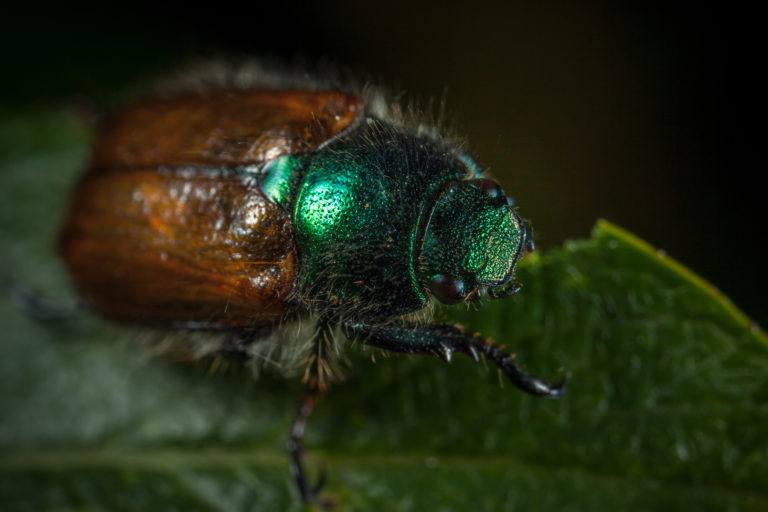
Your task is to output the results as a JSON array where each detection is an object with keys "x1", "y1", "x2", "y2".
[{"x1": 59, "y1": 66, "x2": 563, "y2": 507}]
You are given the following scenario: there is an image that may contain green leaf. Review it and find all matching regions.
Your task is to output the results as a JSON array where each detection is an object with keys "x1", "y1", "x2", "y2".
[{"x1": 1, "y1": 110, "x2": 766, "y2": 511}]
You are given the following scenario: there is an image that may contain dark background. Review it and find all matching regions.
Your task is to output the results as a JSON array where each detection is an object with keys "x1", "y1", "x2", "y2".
[{"x1": 2, "y1": 3, "x2": 760, "y2": 324}]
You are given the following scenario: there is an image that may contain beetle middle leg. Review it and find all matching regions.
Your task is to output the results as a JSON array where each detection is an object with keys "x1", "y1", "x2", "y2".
[
  {"x1": 289, "y1": 317, "x2": 337, "y2": 509},
  {"x1": 288, "y1": 389, "x2": 333, "y2": 509},
  {"x1": 344, "y1": 322, "x2": 565, "y2": 397}
]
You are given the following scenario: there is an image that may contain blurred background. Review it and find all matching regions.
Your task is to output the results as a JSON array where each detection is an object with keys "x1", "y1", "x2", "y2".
[{"x1": 3, "y1": 3, "x2": 759, "y2": 324}]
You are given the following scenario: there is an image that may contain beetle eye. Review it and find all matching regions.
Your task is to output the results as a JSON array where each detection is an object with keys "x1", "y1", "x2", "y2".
[{"x1": 428, "y1": 274, "x2": 468, "y2": 304}]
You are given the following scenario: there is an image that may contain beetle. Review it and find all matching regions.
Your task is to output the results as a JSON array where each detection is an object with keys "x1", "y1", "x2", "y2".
[{"x1": 59, "y1": 66, "x2": 564, "y2": 507}]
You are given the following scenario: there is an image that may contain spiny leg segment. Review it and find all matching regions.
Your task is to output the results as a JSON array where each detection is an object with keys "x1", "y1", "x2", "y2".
[
  {"x1": 290, "y1": 317, "x2": 336, "y2": 509},
  {"x1": 288, "y1": 389, "x2": 332, "y2": 508},
  {"x1": 343, "y1": 321, "x2": 565, "y2": 397},
  {"x1": 289, "y1": 319, "x2": 563, "y2": 508}
]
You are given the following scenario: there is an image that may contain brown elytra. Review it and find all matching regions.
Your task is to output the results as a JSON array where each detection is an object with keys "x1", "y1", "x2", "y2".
[{"x1": 59, "y1": 90, "x2": 363, "y2": 328}]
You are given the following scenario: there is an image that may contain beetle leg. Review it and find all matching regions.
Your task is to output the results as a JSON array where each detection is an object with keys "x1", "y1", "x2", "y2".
[
  {"x1": 288, "y1": 316, "x2": 339, "y2": 508},
  {"x1": 6, "y1": 278, "x2": 82, "y2": 323},
  {"x1": 288, "y1": 389, "x2": 334, "y2": 510},
  {"x1": 302, "y1": 317, "x2": 338, "y2": 392},
  {"x1": 343, "y1": 322, "x2": 565, "y2": 398}
]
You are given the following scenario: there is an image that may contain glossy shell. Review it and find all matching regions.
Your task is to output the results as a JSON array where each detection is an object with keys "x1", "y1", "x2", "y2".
[{"x1": 60, "y1": 90, "x2": 363, "y2": 328}]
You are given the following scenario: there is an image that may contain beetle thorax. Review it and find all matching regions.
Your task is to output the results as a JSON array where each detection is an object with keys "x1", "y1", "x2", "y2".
[{"x1": 290, "y1": 120, "x2": 472, "y2": 320}]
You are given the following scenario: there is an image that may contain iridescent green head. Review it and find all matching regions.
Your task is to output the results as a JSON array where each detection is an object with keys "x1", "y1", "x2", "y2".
[{"x1": 418, "y1": 179, "x2": 533, "y2": 304}]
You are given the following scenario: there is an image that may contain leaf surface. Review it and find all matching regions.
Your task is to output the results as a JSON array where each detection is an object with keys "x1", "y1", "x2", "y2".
[{"x1": 1, "y1": 111, "x2": 766, "y2": 511}]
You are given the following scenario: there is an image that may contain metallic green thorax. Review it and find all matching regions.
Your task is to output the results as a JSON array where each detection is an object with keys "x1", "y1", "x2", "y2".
[{"x1": 260, "y1": 118, "x2": 525, "y2": 320}]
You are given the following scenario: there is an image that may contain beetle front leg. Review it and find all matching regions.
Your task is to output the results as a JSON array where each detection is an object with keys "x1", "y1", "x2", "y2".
[{"x1": 343, "y1": 322, "x2": 565, "y2": 398}]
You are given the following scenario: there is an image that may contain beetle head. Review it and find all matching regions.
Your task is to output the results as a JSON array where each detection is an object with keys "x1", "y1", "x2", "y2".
[{"x1": 417, "y1": 178, "x2": 533, "y2": 305}]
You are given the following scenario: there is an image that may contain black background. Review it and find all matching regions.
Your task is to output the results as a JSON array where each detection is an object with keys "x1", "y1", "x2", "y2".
[{"x1": 2, "y1": 3, "x2": 761, "y2": 324}]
